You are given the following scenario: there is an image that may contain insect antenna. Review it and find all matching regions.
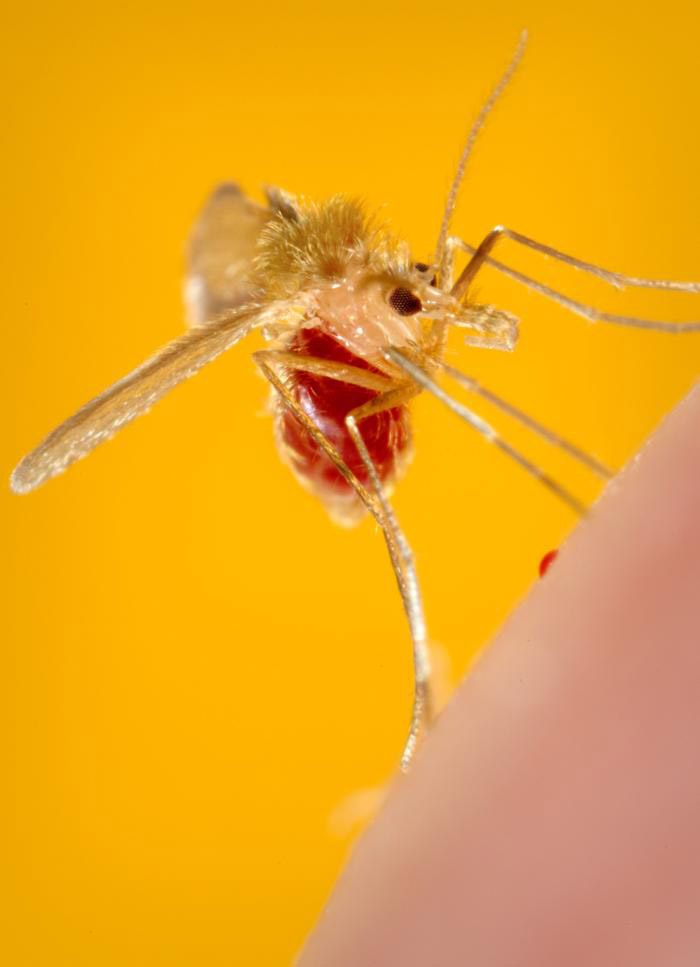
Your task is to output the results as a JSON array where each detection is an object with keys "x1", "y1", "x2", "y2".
[
  {"x1": 385, "y1": 347, "x2": 601, "y2": 517},
  {"x1": 434, "y1": 29, "x2": 528, "y2": 286}
]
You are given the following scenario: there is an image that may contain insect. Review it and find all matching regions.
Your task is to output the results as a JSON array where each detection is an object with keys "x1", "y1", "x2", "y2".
[{"x1": 11, "y1": 32, "x2": 700, "y2": 771}]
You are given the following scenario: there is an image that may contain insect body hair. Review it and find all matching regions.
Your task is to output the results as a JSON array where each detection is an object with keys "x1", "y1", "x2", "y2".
[{"x1": 253, "y1": 195, "x2": 412, "y2": 300}]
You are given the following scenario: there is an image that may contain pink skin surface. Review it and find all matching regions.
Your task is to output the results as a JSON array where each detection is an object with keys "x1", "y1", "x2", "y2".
[{"x1": 299, "y1": 382, "x2": 700, "y2": 967}]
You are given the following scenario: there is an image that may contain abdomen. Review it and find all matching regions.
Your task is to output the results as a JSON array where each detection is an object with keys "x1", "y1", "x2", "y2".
[{"x1": 275, "y1": 327, "x2": 412, "y2": 525}]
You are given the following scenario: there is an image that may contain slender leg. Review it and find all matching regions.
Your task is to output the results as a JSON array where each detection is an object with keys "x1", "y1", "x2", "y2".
[
  {"x1": 254, "y1": 352, "x2": 377, "y2": 511},
  {"x1": 255, "y1": 352, "x2": 407, "y2": 639},
  {"x1": 256, "y1": 353, "x2": 413, "y2": 648},
  {"x1": 255, "y1": 351, "x2": 430, "y2": 770},
  {"x1": 447, "y1": 230, "x2": 700, "y2": 333},
  {"x1": 385, "y1": 348, "x2": 590, "y2": 517},
  {"x1": 438, "y1": 361, "x2": 615, "y2": 479},
  {"x1": 450, "y1": 227, "x2": 512, "y2": 299},
  {"x1": 344, "y1": 385, "x2": 431, "y2": 771},
  {"x1": 256, "y1": 350, "x2": 394, "y2": 393},
  {"x1": 451, "y1": 227, "x2": 700, "y2": 298},
  {"x1": 253, "y1": 350, "x2": 412, "y2": 611}
]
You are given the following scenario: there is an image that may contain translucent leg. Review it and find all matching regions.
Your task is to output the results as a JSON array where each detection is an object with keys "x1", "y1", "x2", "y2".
[
  {"x1": 384, "y1": 348, "x2": 590, "y2": 517},
  {"x1": 255, "y1": 351, "x2": 430, "y2": 771},
  {"x1": 345, "y1": 384, "x2": 432, "y2": 771},
  {"x1": 448, "y1": 230, "x2": 700, "y2": 333},
  {"x1": 438, "y1": 361, "x2": 615, "y2": 479}
]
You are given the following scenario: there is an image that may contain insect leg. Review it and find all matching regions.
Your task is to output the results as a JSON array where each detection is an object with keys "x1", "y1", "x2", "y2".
[
  {"x1": 254, "y1": 350, "x2": 394, "y2": 393},
  {"x1": 255, "y1": 352, "x2": 428, "y2": 770},
  {"x1": 448, "y1": 230, "x2": 700, "y2": 333},
  {"x1": 451, "y1": 227, "x2": 700, "y2": 297},
  {"x1": 437, "y1": 361, "x2": 615, "y2": 480},
  {"x1": 254, "y1": 352, "x2": 404, "y2": 619},
  {"x1": 384, "y1": 348, "x2": 589, "y2": 517},
  {"x1": 344, "y1": 385, "x2": 431, "y2": 771},
  {"x1": 253, "y1": 352, "x2": 377, "y2": 511}
]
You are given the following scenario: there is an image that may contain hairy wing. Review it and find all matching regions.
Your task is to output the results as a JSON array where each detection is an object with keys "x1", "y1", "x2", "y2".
[
  {"x1": 11, "y1": 305, "x2": 262, "y2": 494},
  {"x1": 184, "y1": 183, "x2": 270, "y2": 325}
]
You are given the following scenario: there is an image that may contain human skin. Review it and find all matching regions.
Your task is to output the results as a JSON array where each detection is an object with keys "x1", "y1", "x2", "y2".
[{"x1": 299, "y1": 382, "x2": 700, "y2": 966}]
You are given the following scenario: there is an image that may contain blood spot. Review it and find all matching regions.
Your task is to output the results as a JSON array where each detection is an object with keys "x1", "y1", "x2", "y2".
[{"x1": 539, "y1": 549, "x2": 558, "y2": 577}]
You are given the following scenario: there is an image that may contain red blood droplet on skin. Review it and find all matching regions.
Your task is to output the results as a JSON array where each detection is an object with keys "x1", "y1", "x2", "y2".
[{"x1": 539, "y1": 549, "x2": 559, "y2": 578}]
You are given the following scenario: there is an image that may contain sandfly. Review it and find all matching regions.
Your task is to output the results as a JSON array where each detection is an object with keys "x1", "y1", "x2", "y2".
[{"x1": 11, "y1": 31, "x2": 700, "y2": 770}]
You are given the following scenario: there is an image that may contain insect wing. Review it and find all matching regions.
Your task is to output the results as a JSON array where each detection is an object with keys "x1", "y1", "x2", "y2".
[
  {"x1": 11, "y1": 305, "x2": 261, "y2": 494},
  {"x1": 185, "y1": 183, "x2": 270, "y2": 325}
]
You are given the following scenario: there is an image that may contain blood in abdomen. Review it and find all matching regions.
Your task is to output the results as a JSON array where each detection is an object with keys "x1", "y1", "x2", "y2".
[{"x1": 275, "y1": 327, "x2": 412, "y2": 518}]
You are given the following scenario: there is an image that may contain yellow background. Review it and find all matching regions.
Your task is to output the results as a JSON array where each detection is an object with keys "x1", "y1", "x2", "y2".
[{"x1": 4, "y1": 1, "x2": 700, "y2": 963}]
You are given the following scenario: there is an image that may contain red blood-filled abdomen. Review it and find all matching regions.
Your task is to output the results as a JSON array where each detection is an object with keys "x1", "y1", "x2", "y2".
[{"x1": 275, "y1": 327, "x2": 412, "y2": 521}]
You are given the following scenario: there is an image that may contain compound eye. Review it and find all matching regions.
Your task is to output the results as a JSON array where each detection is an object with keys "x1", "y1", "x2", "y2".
[{"x1": 388, "y1": 286, "x2": 422, "y2": 316}]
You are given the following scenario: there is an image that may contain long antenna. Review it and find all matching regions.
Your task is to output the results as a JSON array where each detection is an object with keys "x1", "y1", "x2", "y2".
[{"x1": 434, "y1": 29, "x2": 528, "y2": 284}]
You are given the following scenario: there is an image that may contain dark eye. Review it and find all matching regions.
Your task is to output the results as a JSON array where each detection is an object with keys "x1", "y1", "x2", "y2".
[
  {"x1": 388, "y1": 286, "x2": 422, "y2": 316},
  {"x1": 413, "y1": 262, "x2": 437, "y2": 286}
]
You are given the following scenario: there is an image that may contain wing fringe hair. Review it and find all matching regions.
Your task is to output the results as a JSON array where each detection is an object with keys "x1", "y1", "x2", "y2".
[{"x1": 11, "y1": 304, "x2": 263, "y2": 494}]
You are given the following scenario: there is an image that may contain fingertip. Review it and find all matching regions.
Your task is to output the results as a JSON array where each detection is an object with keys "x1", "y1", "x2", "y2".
[{"x1": 299, "y1": 381, "x2": 700, "y2": 967}]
